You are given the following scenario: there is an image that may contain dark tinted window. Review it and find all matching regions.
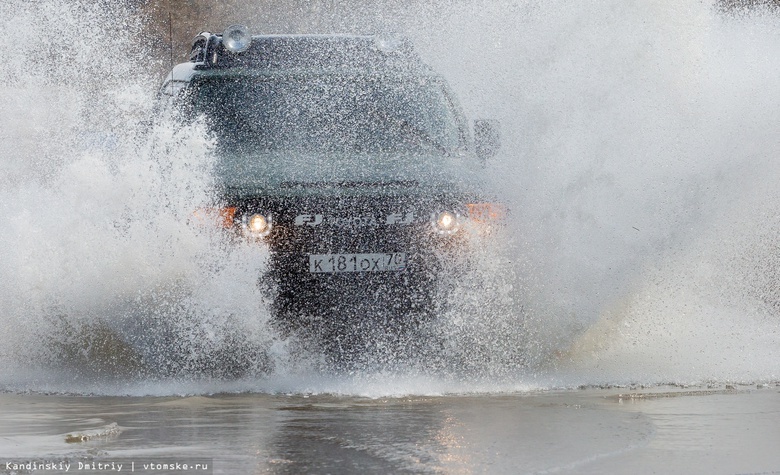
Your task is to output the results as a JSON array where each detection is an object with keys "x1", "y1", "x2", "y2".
[{"x1": 189, "y1": 75, "x2": 464, "y2": 155}]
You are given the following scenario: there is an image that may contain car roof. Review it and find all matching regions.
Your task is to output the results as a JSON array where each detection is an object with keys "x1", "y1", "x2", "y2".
[
  {"x1": 165, "y1": 34, "x2": 439, "y2": 87},
  {"x1": 187, "y1": 33, "x2": 431, "y2": 74}
]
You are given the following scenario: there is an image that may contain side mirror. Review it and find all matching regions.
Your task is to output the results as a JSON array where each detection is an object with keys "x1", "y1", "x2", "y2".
[{"x1": 474, "y1": 119, "x2": 501, "y2": 162}]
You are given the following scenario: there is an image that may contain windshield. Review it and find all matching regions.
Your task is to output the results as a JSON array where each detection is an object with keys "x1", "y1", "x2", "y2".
[{"x1": 188, "y1": 75, "x2": 465, "y2": 156}]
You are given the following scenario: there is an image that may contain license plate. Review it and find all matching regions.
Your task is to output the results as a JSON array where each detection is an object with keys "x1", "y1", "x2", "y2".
[{"x1": 309, "y1": 253, "x2": 407, "y2": 273}]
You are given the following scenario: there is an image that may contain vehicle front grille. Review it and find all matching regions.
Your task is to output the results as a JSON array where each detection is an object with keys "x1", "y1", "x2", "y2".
[
  {"x1": 230, "y1": 193, "x2": 466, "y2": 272},
  {"x1": 279, "y1": 180, "x2": 419, "y2": 189}
]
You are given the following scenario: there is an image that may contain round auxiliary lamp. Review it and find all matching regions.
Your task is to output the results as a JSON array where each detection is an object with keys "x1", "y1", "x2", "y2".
[{"x1": 222, "y1": 24, "x2": 252, "y2": 53}]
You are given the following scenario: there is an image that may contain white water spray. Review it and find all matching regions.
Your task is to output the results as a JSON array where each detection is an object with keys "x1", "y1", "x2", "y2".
[{"x1": 1, "y1": 0, "x2": 778, "y2": 395}]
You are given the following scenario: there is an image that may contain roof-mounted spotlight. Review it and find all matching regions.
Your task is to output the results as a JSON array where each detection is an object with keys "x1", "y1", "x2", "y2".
[
  {"x1": 374, "y1": 34, "x2": 403, "y2": 53},
  {"x1": 222, "y1": 24, "x2": 252, "y2": 53}
]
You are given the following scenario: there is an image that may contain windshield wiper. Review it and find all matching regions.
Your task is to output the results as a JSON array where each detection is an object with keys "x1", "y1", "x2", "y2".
[{"x1": 396, "y1": 119, "x2": 449, "y2": 155}]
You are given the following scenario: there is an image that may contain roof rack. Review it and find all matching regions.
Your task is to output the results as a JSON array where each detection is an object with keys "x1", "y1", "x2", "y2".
[{"x1": 186, "y1": 26, "x2": 424, "y2": 72}]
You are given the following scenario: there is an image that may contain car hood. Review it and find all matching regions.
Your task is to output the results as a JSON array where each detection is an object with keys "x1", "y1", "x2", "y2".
[{"x1": 214, "y1": 151, "x2": 486, "y2": 199}]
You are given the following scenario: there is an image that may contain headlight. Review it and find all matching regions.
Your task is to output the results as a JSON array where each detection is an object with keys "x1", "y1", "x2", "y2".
[
  {"x1": 242, "y1": 213, "x2": 272, "y2": 237},
  {"x1": 432, "y1": 211, "x2": 461, "y2": 235}
]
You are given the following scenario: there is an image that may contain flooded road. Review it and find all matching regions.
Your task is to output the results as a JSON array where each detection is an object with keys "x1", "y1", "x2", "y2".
[
  {"x1": 2, "y1": 0, "x2": 780, "y2": 473},
  {"x1": 1, "y1": 385, "x2": 779, "y2": 474}
]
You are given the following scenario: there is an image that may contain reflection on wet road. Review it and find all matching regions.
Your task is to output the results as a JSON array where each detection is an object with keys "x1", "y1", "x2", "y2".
[{"x1": 1, "y1": 386, "x2": 778, "y2": 474}]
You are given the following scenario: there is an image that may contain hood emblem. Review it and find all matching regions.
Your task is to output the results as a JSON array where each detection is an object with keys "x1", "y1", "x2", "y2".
[
  {"x1": 295, "y1": 212, "x2": 416, "y2": 227},
  {"x1": 294, "y1": 214, "x2": 323, "y2": 226},
  {"x1": 385, "y1": 212, "x2": 415, "y2": 225}
]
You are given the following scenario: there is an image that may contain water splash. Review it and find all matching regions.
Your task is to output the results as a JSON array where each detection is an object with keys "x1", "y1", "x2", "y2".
[
  {"x1": 1, "y1": 0, "x2": 779, "y2": 395},
  {"x1": 0, "y1": 0, "x2": 273, "y2": 385}
]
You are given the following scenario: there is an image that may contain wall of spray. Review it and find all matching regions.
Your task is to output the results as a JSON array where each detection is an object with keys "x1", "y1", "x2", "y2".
[
  {"x1": 0, "y1": 0, "x2": 276, "y2": 388},
  {"x1": 0, "y1": 0, "x2": 778, "y2": 394},
  {"x1": 432, "y1": 1, "x2": 780, "y2": 384}
]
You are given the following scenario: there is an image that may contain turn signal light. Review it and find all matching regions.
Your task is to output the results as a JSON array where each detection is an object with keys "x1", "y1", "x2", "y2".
[
  {"x1": 192, "y1": 207, "x2": 237, "y2": 228},
  {"x1": 466, "y1": 203, "x2": 507, "y2": 223}
]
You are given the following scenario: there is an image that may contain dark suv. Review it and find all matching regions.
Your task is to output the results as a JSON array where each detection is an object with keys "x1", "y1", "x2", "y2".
[{"x1": 161, "y1": 26, "x2": 503, "y2": 365}]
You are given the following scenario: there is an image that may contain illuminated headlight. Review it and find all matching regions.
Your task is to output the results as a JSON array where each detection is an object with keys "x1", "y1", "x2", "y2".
[
  {"x1": 222, "y1": 24, "x2": 252, "y2": 53},
  {"x1": 242, "y1": 213, "x2": 272, "y2": 237},
  {"x1": 432, "y1": 211, "x2": 461, "y2": 235}
]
